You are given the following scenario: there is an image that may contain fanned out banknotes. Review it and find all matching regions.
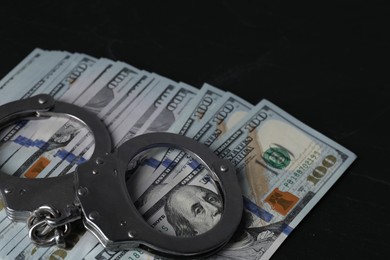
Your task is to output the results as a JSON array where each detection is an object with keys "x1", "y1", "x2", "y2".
[{"x1": 0, "y1": 48, "x2": 356, "y2": 260}]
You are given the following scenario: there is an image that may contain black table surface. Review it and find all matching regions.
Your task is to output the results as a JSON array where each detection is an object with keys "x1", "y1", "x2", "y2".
[{"x1": 0, "y1": 1, "x2": 389, "y2": 259}]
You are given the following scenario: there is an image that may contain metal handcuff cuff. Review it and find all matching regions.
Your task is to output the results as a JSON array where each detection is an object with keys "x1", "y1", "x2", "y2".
[{"x1": 0, "y1": 94, "x2": 243, "y2": 259}]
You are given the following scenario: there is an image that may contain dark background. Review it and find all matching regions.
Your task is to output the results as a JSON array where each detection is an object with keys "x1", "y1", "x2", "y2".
[{"x1": 0, "y1": 1, "x2": 389, "y2": 259}]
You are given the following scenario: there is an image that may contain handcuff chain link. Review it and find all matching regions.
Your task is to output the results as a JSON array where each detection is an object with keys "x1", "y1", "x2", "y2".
[{"x1": 27, "y1": 205, "x2": 80, "y2": 248}]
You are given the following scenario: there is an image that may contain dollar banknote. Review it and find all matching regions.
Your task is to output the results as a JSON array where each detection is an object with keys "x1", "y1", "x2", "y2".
[
  {"x1": 0, "y1": 49, "x2": 357, "y2": 260},
  {"x1": 136, "y1": 82, "x2": 198, "y2": 134},
  {"x1": 0, "y1": 54, "x2": 97, "y2": 177},
  {"x1": 129, "y1": 91, "x2": 253, "y2": 208},
  {"x1": 35, "y1": 80, "x2": 198, "y2": 182},
  {"x1": 0, "y1": 58, "x2": 101, "y2": 258},
  {"x1": 0, "y1": 66, "x2": 159, "y2": 186},
  {"x1": 106, "y1": 73, "x2": 161, "y2": 133},
  {"x1": 126, "y1": 84, "x2": 227, "y2": 204},
  {"x1": 75, "y1": 62, "x2": 139, "y2": 114},
  {"x1": 168, "y1": 83, "x2": 227, "y2": 134},
  {"x1": 133, "y1": 83, "x2": 226, "y2": 175},
  {"x1": 42, "y1": 54, "x2": 97, "y2": 98},
  {"x1": 0, "y1": 53, "x2": 92, "y2": 173},
  {"x1": 119, "y1": 99, "x2": 356, "y2": 260},
  {"x1": 0, "y1": 52, "x2": 100, "y2": 179},
  {"x1": 112, "y1": 77, "x2": 178, "y2": 146},
  {"x1": 101, "y1": 72, "x2": 154, "y2": 127},
  {"x1": 210, "y1": 99, "x2": 357, "y2": 259},
  {"x1": 163, "y1": 91, "x2": 253, "y2": 180},
  {"x1": 0, "y1": 48, "x2": 44, "y2": 96},
  {"x1": 0, "y1": 53, "x2": 121, "y2": 259},
  {"x1": 0, "y1": 117, "x2": 73, "y2": 177},
  {"x1": 15, "y1": 62, "x2": 142, "y2": 179},
  {"x1": 97, "y1": 71, "x2": 146, "y2": 121},
  {"x1": 18, "y1": 52, "x2": 75, "y2": 100},
  {"x1": 80, "y1": 83, "x2": 231, "y2": 260},
  {"x1": 0, "y1": 51, "x2": 90, "y2": 157},
  {"x1": 0, "y1": 51, "x2": 95, "y2": 259},
  {"x1": 59, "y1": 58, "x2": 114, "y2": 103},
  {"x1": 0, "y1": 49, "x2": 72, "y2": 104},
  {"x1": 30, "y1": 126, "x2": 92, "y2": 178}
]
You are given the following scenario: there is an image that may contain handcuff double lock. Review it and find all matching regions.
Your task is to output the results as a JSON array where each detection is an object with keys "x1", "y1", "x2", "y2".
[{"x1": 0, "y1": 94, "x2": 243, "y2": 259}]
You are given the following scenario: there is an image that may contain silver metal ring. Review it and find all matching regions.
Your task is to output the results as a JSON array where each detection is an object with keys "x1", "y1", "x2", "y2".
[
  {"x1": 77, "y1": 132, "x2": 243, "y2": 258},
  {"x1": 28, "y1": 218, "x2": 70, "y2": 247},
  {"x1": 0, "y1": 94, "x2": 243, "y2": 258},
  {"x1": 29, "y1": 219, "x2": 57, "y2": 246},
  {"x1": 0, "y1": 94, "x2": 112, "y2": 221}
]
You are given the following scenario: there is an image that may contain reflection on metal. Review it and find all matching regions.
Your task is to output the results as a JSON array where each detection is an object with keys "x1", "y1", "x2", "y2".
[{"x1": 0, "y1": 94, "x2": 243, "y2": 259}]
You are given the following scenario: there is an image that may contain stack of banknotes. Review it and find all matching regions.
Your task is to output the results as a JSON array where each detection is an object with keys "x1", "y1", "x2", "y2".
[{"x1": 0, "y1": 48, "x2": 356, "y2": 260}]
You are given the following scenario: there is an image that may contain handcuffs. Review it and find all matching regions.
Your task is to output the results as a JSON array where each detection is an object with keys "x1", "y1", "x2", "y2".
[{"x1": 0, "y1": 94, "x2": 243, "y2": 259}]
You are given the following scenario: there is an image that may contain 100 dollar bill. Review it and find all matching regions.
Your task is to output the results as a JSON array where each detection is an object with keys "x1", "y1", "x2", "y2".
[
  {"x1": 130, "y1": 99, "x2": 356, "y2": 260},
  {"x1": 0, "y1": 49, "x2": 357, "y2": 260},
  {"x1": 208, "y1": 99, "x2": 357, "y2": 259}
]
